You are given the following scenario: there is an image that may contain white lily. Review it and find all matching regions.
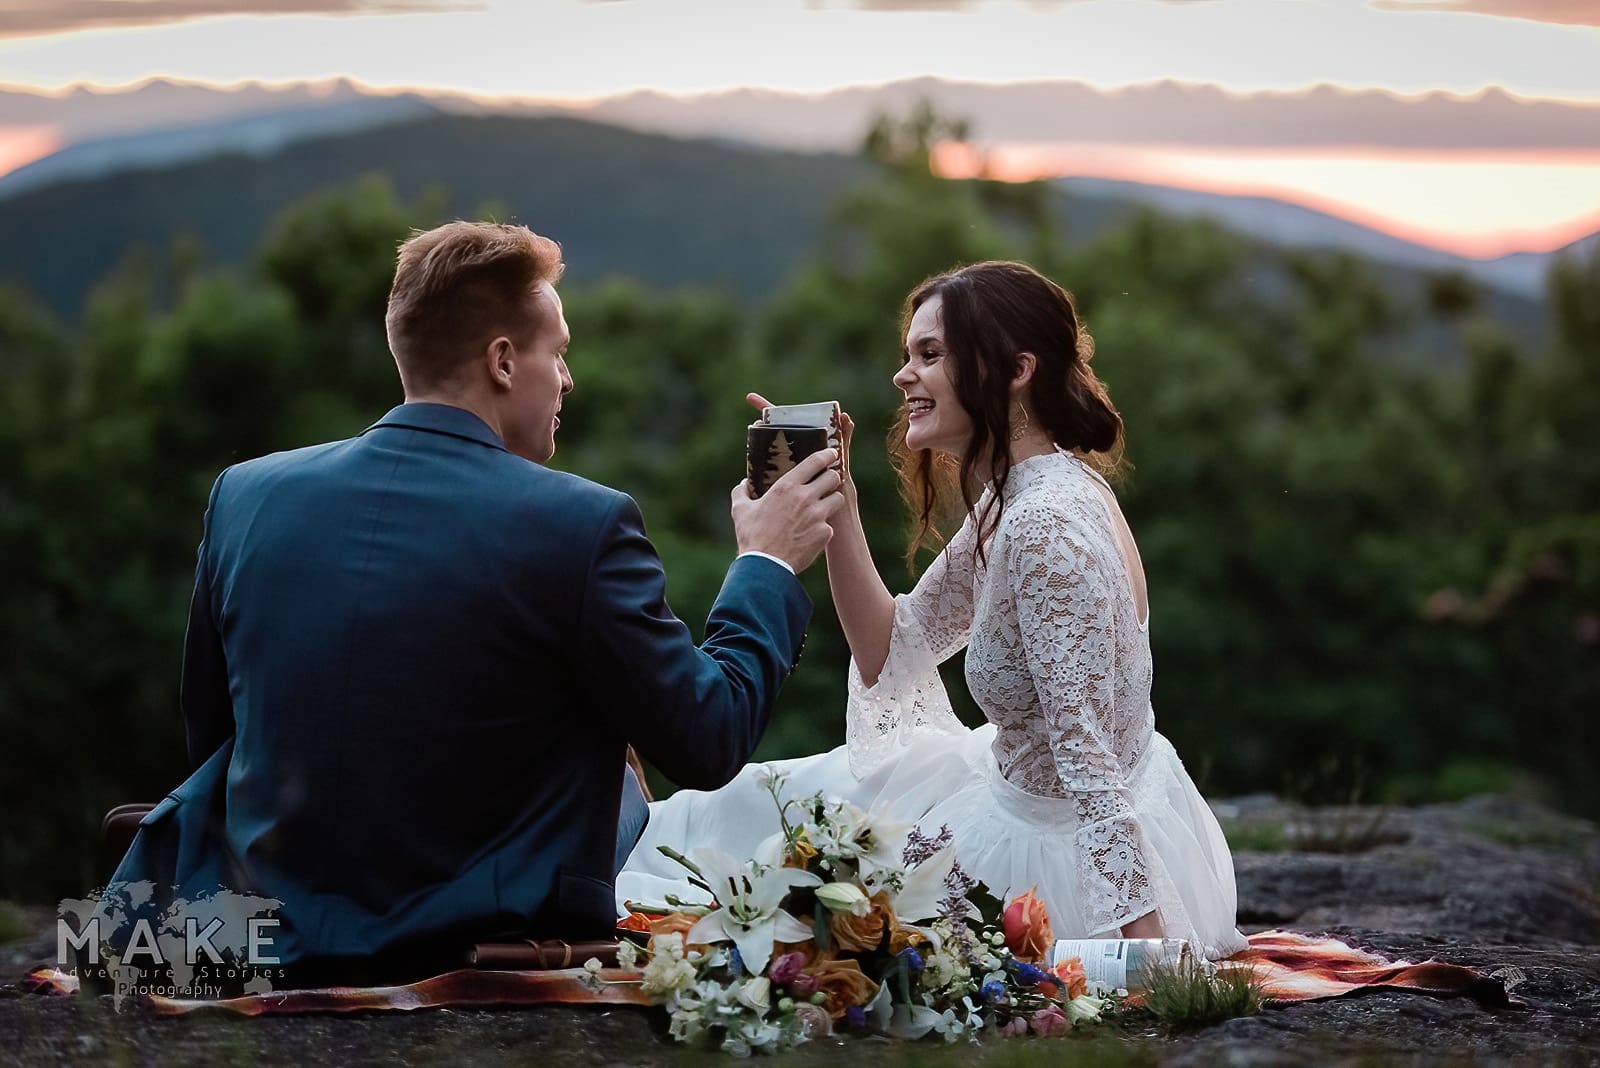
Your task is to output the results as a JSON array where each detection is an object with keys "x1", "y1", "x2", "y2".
[
  {"x1": 685, "y1": 847, "x2": 820, "y2": 974},
  {"x1": 810, "y1": 798, "x2": 910, "y2": 882},
  {"x1": 1066, "y1": 992, "x2": 1108, "y2": 1024},
  {"x1": 865, "y1": 980, "x2": 942, "y2": 1040},
  {"x1": 815, "y1": 881, "x2": 871, "y2": 917},
  {"x1": 737, "y1": 975, "x2": 772, "y2": 1014},
  {"x1": 894, "y1": 845, "x2": 959, "y2": 924}
]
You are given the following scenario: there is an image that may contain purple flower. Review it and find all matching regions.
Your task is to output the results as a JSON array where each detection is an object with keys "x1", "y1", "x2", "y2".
[
  {"x1": 902, "y1": 824, "x2": 955, "y2": 866},
  {"x1": 769, "y1": 952, "x2": 806, "y2": 985},
  {"x1": 898, "y1": 947, "x2": 925, "y2": 974},
  {"x1": 844, "y1": 1005, "x2": 868, "y2": 1030},
  {"x1": 729, "y1": 947, "x2": 746, "y2": 977},
  {"x1": 981, "y1": 980, "x2": 1008, "y2": 1004},
  {"x1": 939, "y1": 861, "x2": 978, "y2": 919}
]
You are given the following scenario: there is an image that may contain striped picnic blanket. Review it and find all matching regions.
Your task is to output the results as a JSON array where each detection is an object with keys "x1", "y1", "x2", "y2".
[{"x1": 21, "y1": 929, "x2": 1508, "y2": 1016}]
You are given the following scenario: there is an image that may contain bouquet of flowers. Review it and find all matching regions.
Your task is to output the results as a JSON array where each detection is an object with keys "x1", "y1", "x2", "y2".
[{"x1": 592, "y1": 769, "x2": 1109, "y2": 1055}]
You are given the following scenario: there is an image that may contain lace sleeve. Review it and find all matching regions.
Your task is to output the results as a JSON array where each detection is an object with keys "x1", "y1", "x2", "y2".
[
  {"x1": 1004, "y1": 502, "x2": 1155, "y2": 934},
  {"x1": 844, "y1": 506, "x2": 982, "y2": 778}
]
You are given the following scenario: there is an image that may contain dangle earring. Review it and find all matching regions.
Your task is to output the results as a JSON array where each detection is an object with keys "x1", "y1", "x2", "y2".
[{"x1": 1009, "y1": 403, "x2": 1031, "y2": 442}]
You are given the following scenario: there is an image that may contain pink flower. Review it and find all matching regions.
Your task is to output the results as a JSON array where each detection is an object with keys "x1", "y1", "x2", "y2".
[
  {"x1": 1029, "y1": 1005, "x2": 1070, "y2": 1037},
  {"x1": 1002, "y1": 887, "x2": 1054, "y2": 962},
  {"x1": 1001, "y1": 1016, "x2": 1030, "y2": 1037},
  {"x1": 769, "y1": 951, "x2": 807, "y2": 985},
  {"x1": 792, "y1": 1002, "x2": 833, "y2": 1040},
  {"x1": 789, "y1": 973, "x2": 820, "y2": 998}
]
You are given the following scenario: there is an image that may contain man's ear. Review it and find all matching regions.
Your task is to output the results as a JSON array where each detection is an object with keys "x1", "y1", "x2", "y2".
[
  {"x1": 486, "y1": 336, "x2": 515, "y2": 390},
  {"x1": 1012, "y1": 351, "x2": 1038, "y2": 392}
]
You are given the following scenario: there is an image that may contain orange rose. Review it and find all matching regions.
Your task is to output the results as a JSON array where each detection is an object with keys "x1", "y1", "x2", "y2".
[
  {"x1": 888, "y1": 924, "x2": 930, "y2": 956},
  {"x1": 802, "y1": 957, "x2": 880, "y2": 1020},
  {"x1": 648, "y1": 912, "x2": 699, "y2": 939},
  {"x1": 1046, "y1": 957, "x2": 1088, "y2": 1001},
  {"x1": 787, "y1": 831, "x2": 819, "y2": 868},
  {"x1": 828, "y1": 890, "x2": 896, "y2": 953},
  {"x1": 1002, "y1": 887, "x2": 1054, "y2": 962},
  {"x1": 648, "y1": 911, "x2": 711, "y2": 953},
  {"x1": 617, "y1": 912, "x2": 654, "y2": 935}
]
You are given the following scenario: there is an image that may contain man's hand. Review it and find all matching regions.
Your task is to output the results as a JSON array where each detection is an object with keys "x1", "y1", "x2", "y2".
[
  {"x1": 745, "y1": 392, "x2": 857, "y2": 511},
  {"x1": 730, "y1": 447, "x2": 845, "y2": 574}
]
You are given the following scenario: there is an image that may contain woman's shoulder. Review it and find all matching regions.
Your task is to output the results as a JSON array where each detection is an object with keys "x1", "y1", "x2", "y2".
[{"x1": 999, "y1": 453, "x2": 1106, "y2": 527}]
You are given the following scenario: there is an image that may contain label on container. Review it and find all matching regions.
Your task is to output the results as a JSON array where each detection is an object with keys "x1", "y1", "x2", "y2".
[{"x1": 1050, "y1": 939, "x2": 1129, "y2": 992}]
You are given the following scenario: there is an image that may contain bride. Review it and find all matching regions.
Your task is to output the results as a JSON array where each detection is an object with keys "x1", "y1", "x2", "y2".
[{"x1": 617, "y1": 260, "x2": 1247, "y2": 960}]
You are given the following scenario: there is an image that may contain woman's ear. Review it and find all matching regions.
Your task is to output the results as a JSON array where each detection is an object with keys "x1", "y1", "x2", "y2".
[{"x1": 1012, "y1": 351, "x2": 1038, "y2": 392}]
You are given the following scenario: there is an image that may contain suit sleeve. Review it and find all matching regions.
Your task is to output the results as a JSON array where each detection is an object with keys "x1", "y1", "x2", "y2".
[
  {"x1": 577, "y1": 494, "x2": 811, "y2": 791},
  {"x1": 181, "y1": 471, "x2": 234, "y2": 769}
]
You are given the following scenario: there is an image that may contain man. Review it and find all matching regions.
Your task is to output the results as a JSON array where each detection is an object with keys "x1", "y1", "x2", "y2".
[{"x1": 112, "y1": 221, "x2": 842, "y2": 984}]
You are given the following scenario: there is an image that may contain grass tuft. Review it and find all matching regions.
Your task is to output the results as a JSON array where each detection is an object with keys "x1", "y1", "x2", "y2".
[{"x1": 1139, "y1": 956, "x2": 1263, "y2": 1033}]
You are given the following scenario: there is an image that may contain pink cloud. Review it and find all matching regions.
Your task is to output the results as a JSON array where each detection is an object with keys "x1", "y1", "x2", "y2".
[
  {"x1": 1372, "y1": 0, "x2": 1600, "y2": 28},
  {"x1": 0, "y1": 0, "x2": 483, "y2": 40}
]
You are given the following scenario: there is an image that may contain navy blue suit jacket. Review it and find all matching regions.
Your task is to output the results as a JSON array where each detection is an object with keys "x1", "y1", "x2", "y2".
[{"x1": 113, "y1": 403, "x2": 810, "y2": 974}]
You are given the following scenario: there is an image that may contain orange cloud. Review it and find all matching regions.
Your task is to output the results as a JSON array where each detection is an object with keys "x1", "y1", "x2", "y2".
[
  {"x1": 807, "y1": 0, "x2": 1600, "y2": 22},
  {"x1": 1372, "y1": 0, "x2": 1600, "y2": 27},
  {"x1": 0, "y1": 0, "x2": 483, "y2": 40}
]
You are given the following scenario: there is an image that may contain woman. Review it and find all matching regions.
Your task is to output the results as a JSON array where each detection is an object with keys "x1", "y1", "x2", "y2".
[{"x1": 617, "y1": 261, "x2": 1246, "y2": 959}]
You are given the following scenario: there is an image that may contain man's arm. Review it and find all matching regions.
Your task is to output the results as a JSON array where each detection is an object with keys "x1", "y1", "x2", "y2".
[
  {"x1": 181, "y1": 472, "x2": 233, "y2": 769},
  {"x1": 578, "y1": 494, "x2": 810, "y2": 791}
]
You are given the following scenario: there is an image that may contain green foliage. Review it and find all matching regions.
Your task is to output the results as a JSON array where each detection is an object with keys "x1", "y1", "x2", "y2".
[
  {"x1": 1138, "y1": 958, "x2": 1263, "y2": 1032},
  {"x1": 0, "y1": 107, "x2": 1595, "y2": 903},
  {"x1": 1221, "y1": 821, "x2": 1289, "y2": 853},
  {"x1": 0, "y1": 901, "x2": 30, "y2": 943}
]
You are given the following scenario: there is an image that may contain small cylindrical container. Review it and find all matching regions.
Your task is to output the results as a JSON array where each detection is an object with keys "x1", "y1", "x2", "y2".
[{"x1": 1046, "y1": 938, "x2": 1210, "y2": 994}]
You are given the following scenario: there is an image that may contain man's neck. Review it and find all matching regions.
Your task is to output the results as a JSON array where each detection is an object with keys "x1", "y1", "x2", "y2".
[{"x1": 403, "y1": 391, "x2": 503, "y2": 442}]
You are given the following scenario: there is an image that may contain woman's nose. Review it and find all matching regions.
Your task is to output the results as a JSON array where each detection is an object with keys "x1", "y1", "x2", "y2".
[{"x1": 892, "y1": 363, "x2": 913, "y2": 389}]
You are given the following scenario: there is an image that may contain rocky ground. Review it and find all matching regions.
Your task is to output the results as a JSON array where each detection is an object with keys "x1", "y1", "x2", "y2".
[{"x1": 2, "y1": 793, "x2": 1597, "y2": 1066}]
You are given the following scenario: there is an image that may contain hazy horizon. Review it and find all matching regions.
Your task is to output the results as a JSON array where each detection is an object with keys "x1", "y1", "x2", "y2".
[{"x1": 1, "y1": 0, "x2": 1595, "y2": 259}]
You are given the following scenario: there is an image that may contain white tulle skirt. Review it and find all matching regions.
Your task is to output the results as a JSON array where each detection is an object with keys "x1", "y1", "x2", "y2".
[{"x1": 617, "y1": 724, "x2": 1248, "y2": 961}]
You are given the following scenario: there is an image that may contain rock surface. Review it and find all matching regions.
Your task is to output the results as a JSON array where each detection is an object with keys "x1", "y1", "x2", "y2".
[{"x1": 2, "y1": 793, "x2": 1597, "y2": 1066}]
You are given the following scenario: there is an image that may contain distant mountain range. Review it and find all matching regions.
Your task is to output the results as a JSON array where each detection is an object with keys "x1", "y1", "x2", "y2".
[
  {"x1": 2, "y1": 77, "x2": 1595, "y2": 305},
  {"x1": 9, "y1": 75, "x2": 1600, "y2": 153},
  {"x1": 0, "y1": 94, "x2": 439, "y2": 199},
  {"x1": 0, "y1": 109, "x2": 1555, "y2": 364},
  {"x1": 0, "y1": 113, "x2": 878, "y2": 318},
  {"x1": 1060, "y1": 178, "x2": 1596, "y2": 298}
]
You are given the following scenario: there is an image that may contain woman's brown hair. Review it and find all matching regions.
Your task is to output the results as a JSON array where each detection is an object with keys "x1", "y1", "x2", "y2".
[{"x1": 889, "y1": 260, "x2": 1124, "y2": 568}]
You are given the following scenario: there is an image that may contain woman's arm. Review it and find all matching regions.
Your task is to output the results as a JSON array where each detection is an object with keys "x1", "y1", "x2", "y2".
[
  {"x1": 746, "y1": 395, "x2": 896, "y2": 682},
  {"x1": 819, "y1": 413, "x2": 897, "y2": 684}
]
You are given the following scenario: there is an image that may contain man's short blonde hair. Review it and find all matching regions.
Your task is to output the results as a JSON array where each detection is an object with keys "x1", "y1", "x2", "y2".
[{"x1": 385, "y1": 221, "x2": 564, "y2": 392}]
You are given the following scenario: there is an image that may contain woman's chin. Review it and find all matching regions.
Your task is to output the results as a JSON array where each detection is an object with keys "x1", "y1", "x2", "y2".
[{"x1": 905, "y1": 431, "x2": 959, "y2": 457}]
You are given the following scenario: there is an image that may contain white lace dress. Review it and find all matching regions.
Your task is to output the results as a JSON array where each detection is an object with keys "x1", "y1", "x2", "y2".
[{"x1": 616, "y1": 449, "x2": 1247, "y2": 960}]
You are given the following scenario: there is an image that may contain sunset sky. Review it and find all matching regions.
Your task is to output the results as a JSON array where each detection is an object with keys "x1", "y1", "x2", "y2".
[{"x1": 1, "y1": 0, "x2": 1598, "y2": 256}]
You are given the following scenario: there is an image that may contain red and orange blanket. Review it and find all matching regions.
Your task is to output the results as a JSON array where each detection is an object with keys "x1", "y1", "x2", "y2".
[{"x1": 22, "y1": 929, "x2": 1509, "y2": 1018}]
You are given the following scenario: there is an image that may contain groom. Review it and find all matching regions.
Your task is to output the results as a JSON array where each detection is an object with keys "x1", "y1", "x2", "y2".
[{"x1": 111, "y1": 221, "x2": 843, "y2": 984}]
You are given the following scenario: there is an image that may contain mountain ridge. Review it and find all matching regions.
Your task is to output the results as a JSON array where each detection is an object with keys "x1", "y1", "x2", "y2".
[{"x1": 0, "y1": 111, "x2": 1556, "y2": 354}]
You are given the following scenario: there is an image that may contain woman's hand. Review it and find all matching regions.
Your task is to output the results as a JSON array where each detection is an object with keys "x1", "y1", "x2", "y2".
[
  {"x1": 834, "y1": 411, "x2": 859, "y2": 509},
  {"x1": 1120, "y1": 911, "x2": 1164, "y2": 940},
  {"x1": 745, "y1": 392, "x2": 857, "y2": 509}
]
